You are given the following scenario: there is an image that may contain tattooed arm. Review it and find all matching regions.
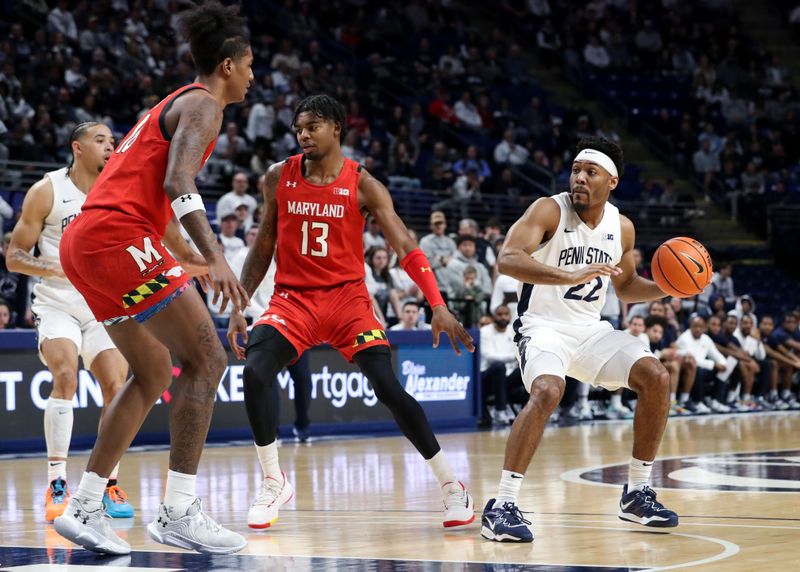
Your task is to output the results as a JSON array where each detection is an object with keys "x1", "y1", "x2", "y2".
[
  {"x1": 163, "y1": 92, "x2": 248, "y2": 312},
  {"x1": 227, "y1": 162, "x2": 282, "y2": 359},
  {"x1": 6, "y1": 177, "x2": 65, "y2": 278}
]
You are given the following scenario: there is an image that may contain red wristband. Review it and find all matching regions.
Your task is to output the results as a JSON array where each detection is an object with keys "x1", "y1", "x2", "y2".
[{"x1": 401, "y1": 248, "x2": 446, "y2": 308}]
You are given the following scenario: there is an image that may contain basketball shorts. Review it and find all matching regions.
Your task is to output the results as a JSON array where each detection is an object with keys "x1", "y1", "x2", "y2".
[
  {"x1": 31, "y1": 282, "x2": 116, "y2": 369},
  {"x1": 515, "y1": 318, "x2": 655, "y2": 392},
  {"x1": 253, "y1": 279, "x2": 389, "y2": 362},
  {"x1": 60, "y1": 221, "x2": 190, "y2": 324}
]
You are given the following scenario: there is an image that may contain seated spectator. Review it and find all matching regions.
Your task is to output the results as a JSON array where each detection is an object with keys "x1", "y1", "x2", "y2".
[
  {"x1": 768, "y1": 313, "x2": 800, "y2": 408},
  {"x1": 419, "y1": 211, "x2": 457, "y2": 284},
  {"x1": 692, "y1": 139, "x2": 720, "y2": 192},
  {"x1": 216, "y1": 172, "x2": 258, "y2": 226},
  {"x1": 645, "y1": 316, "x2": 692, "y2": 416},
  {"x1": 730, "y1": 294, "x2": 757, "y2": 326},
  {"x1": 479, "y1": 305, "x2": 521, "y2": 427},
  {"x1": 0, "y1": 298, "x2": 11, "y2": 329},
  {"x1": 733, "y1": 314, "x2": 769, "y2": 410},
  {"x1": 217, "y1": 210, "x2": 245, "y2": 264},
  {"x1": 443, "y1": 235, "x2": 493, "y2": 300},
  {"x1": 453, "y1": 145, "x2": 491, "y2": 183},
  {"x1": 389, "y1": 300, "x2": 431, "y2": 331},
  {"x1": 451, "y1": 265, "x2": 486, "y2": 328},
  {"x1": 453, "y1": 91, "x2": 482, "y2": 130},
  {"x1": 494, "y1": 129, "x2": 530, "y2": 166},
  {"x1": 363, "y1": 215, "x2": 386, "y2": 251},
  {"x1": 0, "y1": 194, "x2": 13, "y2": 231},
  {"x1": 707, "y1": 314, "x2": 756, "y2": 412},
  {"x1": 366, "y1": 246, "x2": 402, "y2": 324},
  {"x1": 709, "y1": 262, "x2": 736, "y2": 306},
  {"x1": 214, "y1": 121, "x2": 250, "y2": 166},
  {"x1": 458, "y1": 218, "x2": 496, "y2": 272},
  {"x1": 676, "y1": 315, "x2": 727, "y2": 414},
  {"x1": 433, "y1": 168, "x2": 483, "y2": 219},
  {"x1": 583, "y1": 36, "x2": 610, "y2": 69},
  {"x1": 758, "y1": 315, "x2": 800, "y2": 409},
  {"x1": 625, "y1": 315, "x2": 649, "y2": 346}
]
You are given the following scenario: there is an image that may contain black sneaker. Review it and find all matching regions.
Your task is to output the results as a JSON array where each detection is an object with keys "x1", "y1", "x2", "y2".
[
  {"x1": 480, "y1": 499, "x2": 534, "y2": 542},
  {"x1": 292, "y1": 425, "x2": 311, "y2": 443},
  {"x1": 618, "y1": 484, "x2": 679, "y2": 528}
]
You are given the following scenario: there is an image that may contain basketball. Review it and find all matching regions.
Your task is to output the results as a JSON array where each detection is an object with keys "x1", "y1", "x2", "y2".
[{"x1": 651, "y1": 237, "x2": 713, "y2": 298}]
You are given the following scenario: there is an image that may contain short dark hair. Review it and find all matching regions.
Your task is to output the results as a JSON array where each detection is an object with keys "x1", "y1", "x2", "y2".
[
  {"x1": 292, "y1": 94, "x2": 347, "y2": 143},
  {"x1": 402, "y1": 300, "x2": 420, "y2": 311},
  {"x1": 178, "y1": 1, "x2": 249, "y2": 76},
  {"x1": 575, "y1": 135, "x2": 625, "y2": 177},
  {"x1": 644, "y1": 315, "x2": 667, "y2": 330},
  {"x1": 67, "y1": 121, "x2": 103, "y2": 168}
]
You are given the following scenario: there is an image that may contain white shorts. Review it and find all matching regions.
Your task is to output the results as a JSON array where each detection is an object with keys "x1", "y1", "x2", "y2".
[
  {"x1": 515, "y1": 318, "x2": 654, "y2": 392},
  {"x1": 31, "y1": 282, "x2": 116, "y2": 369}
]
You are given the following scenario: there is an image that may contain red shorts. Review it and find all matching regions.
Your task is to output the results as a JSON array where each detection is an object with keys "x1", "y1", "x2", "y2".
[
  {"x1": 253, "y1": 279, "x2": 389, "y2": 362},
  {"x1": 60, "y1": 216, "x2": 190, "y2": 323}
]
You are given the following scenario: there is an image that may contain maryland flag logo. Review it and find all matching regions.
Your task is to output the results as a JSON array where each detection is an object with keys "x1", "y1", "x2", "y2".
[
  {"x1": 352, "y1": 329, "x2": 388, "y2": 348},
  {"x1": 122, "y1": 273, "x2": 171, "y2": 308}
]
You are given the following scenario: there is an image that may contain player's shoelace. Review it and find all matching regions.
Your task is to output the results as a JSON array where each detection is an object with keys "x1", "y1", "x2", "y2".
[
  {"x1": 634, "y1": 486, "x2": 664, "y2": 510},
  {"x1": 497, "y1": 502, "x2": 531, "y2": 526},
  {"x1": 443, "y1": 483, "x2": 468, "y2": 508},
  {"x1": 107, "y1": 486, "x2": 127, "y2": 503},
  {"x1": 253, "y1": 476, "x2": 284, "y2": 506},
  {"x1": 196, "y1": 509, "x2": 223, "y2": 533}
]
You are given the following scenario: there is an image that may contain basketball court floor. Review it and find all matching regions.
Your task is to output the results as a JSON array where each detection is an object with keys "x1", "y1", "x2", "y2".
[{"x1": 1, "y1": 412, "x2": 798, "y2": 571}]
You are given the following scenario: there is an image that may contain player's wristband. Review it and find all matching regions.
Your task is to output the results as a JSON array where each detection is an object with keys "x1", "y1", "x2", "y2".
[
  {"x1": 171, "y1": 193, "x2": 206, "y2": 219},
  {"x1": 401, "y1": 248, "x2": 446, "y2": 309}
]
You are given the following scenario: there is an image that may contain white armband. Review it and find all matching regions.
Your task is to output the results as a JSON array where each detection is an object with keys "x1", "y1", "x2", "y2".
[{"x1": 171, "y1": 193, "x2": 206, "y2": 219}]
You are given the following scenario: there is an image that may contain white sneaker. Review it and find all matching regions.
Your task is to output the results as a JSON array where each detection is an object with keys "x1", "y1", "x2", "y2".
[
  {"x1": 147, "y1": 499, "x2": 246, "y2": 554},
  {"x1": 609, "y1": 403, "x2": 634, "y2": 419},
  {"x1": 54, "y1": 497, "x2": 131, "y2": 555},
  {"x1": 442, "y1": 481, "x2": 474, "y2": 528},
  {"x1": 578, "y1": 403, "x2": 593, "y2": 420},
  {"x1": 247, "y1": 472, "x2": 294, "y2": 529},
  {"x1": 693, "y1": 401, "x2": 712, "y2": 414},
  {"x1": 709, "y1": 399, "x2": 731, "y2": 413}
]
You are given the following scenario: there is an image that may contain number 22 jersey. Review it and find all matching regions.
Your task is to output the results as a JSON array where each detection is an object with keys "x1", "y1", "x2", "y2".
[
  {"x1": 516, "y1": 192, "x2": 622, "y2": 328},
  {"x1": 274, "y1": 154, "x2": 366, "y2": 289}
]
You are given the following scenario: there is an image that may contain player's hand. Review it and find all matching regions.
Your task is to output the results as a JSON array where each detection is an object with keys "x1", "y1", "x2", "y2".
[
  {"x1": 568, "y1": 263, "x2": 621, "y2": 284},
  {"x1": 227, "y1": 310, "x2": 249, "y2": 360},
  {"x1": 715, "y1": 362, "x2": 727, "y2": 372},
  {"x1": 208, "y1": 259, "x2": 250, "y2": 313},
  {"x1": 180, "y1": 253, "x2": 212, "y2": 292},
  {"x1": 430, "y1": 305, "x2": 475, "y2": 356}
]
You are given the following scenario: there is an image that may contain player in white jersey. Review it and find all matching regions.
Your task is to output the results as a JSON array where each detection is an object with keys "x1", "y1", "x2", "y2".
[
  {"x1": 481, "y1": 137, "x2": 680, "y2": 543},
  {"x1": 6, "y1": 123, "x2": 136, "y2": 522}
]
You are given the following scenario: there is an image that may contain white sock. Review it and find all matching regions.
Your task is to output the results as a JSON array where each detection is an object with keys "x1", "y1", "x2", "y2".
[
  {"x1": 108, "y1": 462, "x2": 120, "y2": 483},
  {"x1": 48, "y1": 460, "x2": 66, "y2": 483},
  {"x1": 610, "y1": 394, "x2": 623, "y2": 409},
  {"x1": 781, "y1": 389, "x2": 792, "y2": 400},
  {"x1": 164, "y1": 470, "x2": 197, "y2": 513},
  {"x1": 426, "y1": 450, "x2": 457, "y2": 489},
  {"x1": 496, "y1": 469, "x2": 524, "y2": 504},
  {"x1": 255, "y1": 441, "x2": 282, "y2": 480},
  {"x1": 75, "y1": 471, "x2": 109, "y2": 503},
  {"x1": 679, "y1": 392, "x2": 690, "y2": 404},
  {"x1": 727, "y1": 389, "x2": 738, "y2": 403},
  {"x1": 577, "y1": 383, "x2": 589, "y2": 408},
  {"x1": 743, "y1": 393, "x2": 752, "y2": 401},
  {"x1": 627, "y1": 457, "x2": 654, "y2": 492},
  {"x1": 670, "y1": 392, "x2": 677, "y2": 404},
  {"x1": 769, "y1": 389, "x2": 778, "y2": 399}
]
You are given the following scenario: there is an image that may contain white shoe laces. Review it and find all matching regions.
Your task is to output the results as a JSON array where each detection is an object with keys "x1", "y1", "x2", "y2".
[
  {"x1": 443, "y1": 483, "x2": 467, "y2": 509},
  {"x1": 254, "y1": 476, "x2": 284, "y2": 507}
]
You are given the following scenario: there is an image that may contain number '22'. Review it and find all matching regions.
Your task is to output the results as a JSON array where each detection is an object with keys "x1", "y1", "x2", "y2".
[{"x1": 564, "y1": 277, "x2": 603, "y2": 302}]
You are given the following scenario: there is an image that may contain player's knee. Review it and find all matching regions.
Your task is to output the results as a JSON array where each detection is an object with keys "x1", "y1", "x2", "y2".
[
  {"x1": 50, "y1": 364, "x2": 79, "y2": 396},
  {"x1": 529, "y1": 376, "x2": 565, "y2": 409},
  {"x1": 630, "y1": 359, "x2": 669, "y2": 395}
]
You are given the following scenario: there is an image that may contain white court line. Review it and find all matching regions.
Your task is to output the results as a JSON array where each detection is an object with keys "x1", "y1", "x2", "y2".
[
  {"x1": 560, "y1": 446, "x2": 800, "y2": 494},
  {"x1": 537, "y1": 516, "x2": 800, "y2": 530}
]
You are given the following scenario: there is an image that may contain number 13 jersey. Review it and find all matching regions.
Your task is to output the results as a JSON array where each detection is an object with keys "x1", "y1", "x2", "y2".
[
  {"x1": 516, "y1": 192, "x2": 622, "y2": 328},
  {"x1": 275, "y1": 154, "x2": 366, "y2": 289}
]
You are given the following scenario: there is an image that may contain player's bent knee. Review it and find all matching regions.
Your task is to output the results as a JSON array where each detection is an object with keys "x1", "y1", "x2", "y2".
[
  {"x1": 51, "y1": 365, "x2": 79, "y2": 395},
  {"x1": 529, "y1": 376, "x2": 565, "y2": 408},
  {"x1": 629, "y1": 358, "x2": 669, "y2": 395}
]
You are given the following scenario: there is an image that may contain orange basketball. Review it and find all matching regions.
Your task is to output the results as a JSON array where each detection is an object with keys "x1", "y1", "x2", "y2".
[{"x1": 651, "y1": 237, "x2": 713, "y2": 298}]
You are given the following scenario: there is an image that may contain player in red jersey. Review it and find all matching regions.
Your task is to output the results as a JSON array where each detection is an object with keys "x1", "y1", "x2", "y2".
[
  {"x1": 228, "y1": 95, "x2": 477, "y2": 531},
  {"x1": 54, "y1": 2, "x2": 251, "y2": 555}
]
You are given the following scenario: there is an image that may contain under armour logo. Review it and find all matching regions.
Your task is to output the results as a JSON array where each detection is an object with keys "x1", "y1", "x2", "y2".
[
  {"x1": 420, "y1": 266, "x2": 432, "y2": 272},
  {"x1": 179, "y1": 195, "x2": 192, "y2": 202},
  {"x1": 286, "y1": 181, "x2": 297, "y2": 188},
  {"x1": 278, "y1": 291, "x2": 289, "y2": 299}
]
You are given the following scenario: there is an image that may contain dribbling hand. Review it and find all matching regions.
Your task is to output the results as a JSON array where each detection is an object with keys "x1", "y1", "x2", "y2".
[
  {"x1": 227, "y1": 311, "x2": 249, "y2": 360},
  {"x1": 430, "y1": 306, "x2": 475, "y2": 356},
  {"x1": 569, "y1": 263, "x2": 621, "y2": 284}
]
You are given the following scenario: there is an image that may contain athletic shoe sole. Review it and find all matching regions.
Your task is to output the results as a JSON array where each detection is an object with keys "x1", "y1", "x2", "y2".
[
  {"x1": 146, "y1": 521, "x2": 246, "y2": 554},
  {"x1": 54, "y1": 515, "x2": 131, "y2": 555},
  {"x1": 618, "y1": 511, "x2": 679, "y2": 527},
  {"x1": 247, "y1": 491, "x2": 294, "y2": 529},
  {"x1": 480, "y1": 525, "x2": 534, "y2": 542},
  {"x1": 443, "y1": 513, "x2": 475, "y2": 528}
]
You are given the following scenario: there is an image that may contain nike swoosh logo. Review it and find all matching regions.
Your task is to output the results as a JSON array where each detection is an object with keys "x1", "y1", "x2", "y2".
[
  {"x1": 643, "y1": 462, "x2": 653, "y2": 466},
  {"x1": 621, "y1": 499, "x2": 637, "y2": 510},
  {"x1": 565, "y1": 229, "x2": 576, "y2": 233},
  {"x1": 680, "y1": 252, "x2": 704, "y2": 274},
  {"x1": 510, "y1": 474, "x2": 523, "y2": 479},
  {"x1": 62, "y1": 199, "x2": 75, "y2": 203}
]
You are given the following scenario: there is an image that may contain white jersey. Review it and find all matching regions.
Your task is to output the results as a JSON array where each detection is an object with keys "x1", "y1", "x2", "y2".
[
  {"x1": 515, "y1": 192, "x2": 623, "y2": 330},
  {"x1": 37, "y1": 167, "x2": 85, "y2": 291}
]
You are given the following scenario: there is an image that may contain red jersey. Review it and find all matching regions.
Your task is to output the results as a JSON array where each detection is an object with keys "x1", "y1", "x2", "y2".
[
  {"x1": 80, "y1": 83, "x2": 216, "y2": 241},
  {"x1": 274, "y1": 154, "x2": 366, "y2": 289}
]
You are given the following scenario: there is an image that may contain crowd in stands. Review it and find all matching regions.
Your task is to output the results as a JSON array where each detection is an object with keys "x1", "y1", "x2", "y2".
[
  {"x1": 0, "y1": 1, "x2": 799, "y2": 428},
  {"x1": 495, "y1": 0, "x2": 800, "y2": 236}
]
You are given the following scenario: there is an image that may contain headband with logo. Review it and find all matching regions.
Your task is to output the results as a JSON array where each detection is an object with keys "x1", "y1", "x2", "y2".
[{"x1": 573, "y1": 148, "x2": 619, "y2": 177}]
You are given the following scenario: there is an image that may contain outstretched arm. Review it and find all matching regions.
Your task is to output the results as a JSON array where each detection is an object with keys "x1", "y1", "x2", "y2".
[
  {"x1": 6, "y1": 178, "x2": 65, "y2": 279},
  {"x1": 612, "y1": 215, "x2": 669, "y2": 303},
  {"x1": 359, "y1": 169, "x2": 474, "y2": 354}
]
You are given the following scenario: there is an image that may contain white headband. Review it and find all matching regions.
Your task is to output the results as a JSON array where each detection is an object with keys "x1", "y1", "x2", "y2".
[{"x1": 573, "y1": 148, "x2": 619, "y2": 177}]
